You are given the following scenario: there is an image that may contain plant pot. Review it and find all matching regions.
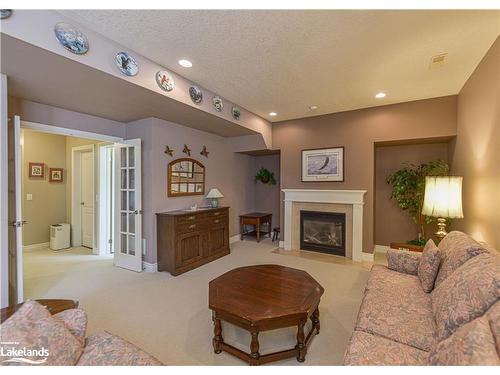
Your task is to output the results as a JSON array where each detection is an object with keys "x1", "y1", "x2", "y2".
[{"x1": 260, "y1": 176, "x2": 270, "y2": 184}]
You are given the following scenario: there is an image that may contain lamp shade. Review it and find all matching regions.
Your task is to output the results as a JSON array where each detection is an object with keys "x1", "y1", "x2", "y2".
[
  {"x1": 422, "y1": 176, "x2": 463, "y2": 219},
  {"x1": 206, "y1": 188, "x2": 224, "y2": 199}
]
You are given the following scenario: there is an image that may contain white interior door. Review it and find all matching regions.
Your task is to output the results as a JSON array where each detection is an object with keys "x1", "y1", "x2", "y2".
[
  {"x1": 7, "y1": 115, "x2": 23, "y2": 304},
  {"x1": 80, "y1": 151, "x2": 94, "y2": 248},
  {"x1": 114, "y1": 139, "x2": 142, "y2": 272}
]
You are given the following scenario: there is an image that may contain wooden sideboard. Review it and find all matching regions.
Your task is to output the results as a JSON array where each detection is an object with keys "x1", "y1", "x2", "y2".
[{"x1": 156, "y1": 207, "x2": 230, "y2": 276}]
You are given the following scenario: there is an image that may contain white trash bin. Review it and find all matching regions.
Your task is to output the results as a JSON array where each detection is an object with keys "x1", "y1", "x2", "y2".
[{"x1": 50, "y1": 223, "x2": 71, "y2": 250}]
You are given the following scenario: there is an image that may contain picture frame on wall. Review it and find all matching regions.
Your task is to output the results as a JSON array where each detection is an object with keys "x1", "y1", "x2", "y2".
[
  {"x1": 49, "y1": 168, "x2": 64, "y2": 182},
  {"x1": 28, "y1": 162, "x2": 44, "y2": 178},
  {"x1": 301, "y1": 147, "x2": 344, "y2": 182}
]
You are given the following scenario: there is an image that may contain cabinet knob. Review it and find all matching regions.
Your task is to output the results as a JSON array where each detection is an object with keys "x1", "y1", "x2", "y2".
[
  {"x1": 189, "y1": 224, "x2": 196, "y2": 229},
  {"x1": 214, "y1": 220, "x2": 220, "y2": 224},
  {"x1": 188, "y1": 216, "x2": 196, "y2": 220}
]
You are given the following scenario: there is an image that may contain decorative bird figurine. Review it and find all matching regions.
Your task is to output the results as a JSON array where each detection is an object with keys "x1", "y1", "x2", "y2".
[
  {"x1": 182, "y1": 144, "x2": 191, "y2": 156},
  {"x1": 164, "y1": 146, "x2": 173, "y2": 157},
  {"x1": 200, "y1": 145, "x2": 209, "y2": 158}
]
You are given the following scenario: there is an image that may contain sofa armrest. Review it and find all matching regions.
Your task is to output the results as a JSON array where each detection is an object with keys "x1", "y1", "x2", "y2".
[{"x1": 387, "y1": 248, "x2": 422, "y2": 275}]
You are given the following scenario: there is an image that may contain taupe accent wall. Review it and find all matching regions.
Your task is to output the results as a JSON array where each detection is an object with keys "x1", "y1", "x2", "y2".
[
  {"x1": 375, "y1": 142, "x2": 450, "y2": 246},
  {"x1": 21, "y1": 129, "x2": 67, "y2": 245},
  {"x1": 273, "y1": 96, "x2": 458, "y2": 254},
  {"x1": 450, "y1": 36, "x2": 500, "y2": 249},
  {"x1": 253, "y1": 154, "x2": 281, "y2": 229}
]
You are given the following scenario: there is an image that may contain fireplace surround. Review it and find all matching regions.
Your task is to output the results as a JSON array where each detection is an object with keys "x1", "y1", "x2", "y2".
[{"x1": 282, "y1": 189, "x2": 367, "y2": 261}]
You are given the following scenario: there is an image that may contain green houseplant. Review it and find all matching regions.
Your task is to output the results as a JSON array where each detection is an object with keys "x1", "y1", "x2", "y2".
[
  {"x1": 386, "y1": 159, "x2": 449, "y2": 245},
  {"x1": 254, "y1": 167, "x2": 277, "y2": 185}
]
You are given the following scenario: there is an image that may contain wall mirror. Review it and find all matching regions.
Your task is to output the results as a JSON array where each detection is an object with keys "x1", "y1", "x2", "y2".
[{"x1": 167, "y1": 158, "x2": 205, "y2": 197}]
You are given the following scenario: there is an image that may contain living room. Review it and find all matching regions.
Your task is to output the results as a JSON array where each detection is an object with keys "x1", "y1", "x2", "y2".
[{"x1": 0, "y1": 2, "x2": 499, "y2": 370}]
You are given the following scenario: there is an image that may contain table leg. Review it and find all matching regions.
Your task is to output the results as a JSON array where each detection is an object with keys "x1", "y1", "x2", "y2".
[
  {"x1": 296, "y1": 319, "x2": 307, "y2": 362},
  {"x1": 250, "y1": 331, "x2": 260, "y2": 365},
  {"x1": 311, "y1": 307, "x2": 320, "y2": 335},
  {"x1": 269, "y1": 217, "x2": 272, "y2": 238},
  {"x1": 256, "y1": 222, "x2": 261, "y2": 243},
  {"x1": 212, "y1": 316, "x2": 223, "y2": 354},
  {"x1": 240, "y1": 219, "x2": 244, "y2": 240}
]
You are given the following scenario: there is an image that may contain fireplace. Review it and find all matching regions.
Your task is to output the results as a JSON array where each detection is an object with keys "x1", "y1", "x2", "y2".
[{"x1": 300, "y1": 210, "x2": 346, "y2": 256}]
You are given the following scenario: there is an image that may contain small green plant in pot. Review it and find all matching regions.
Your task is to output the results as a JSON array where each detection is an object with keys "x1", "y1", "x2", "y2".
[
  {"x1": 386, "y1": 159, "x2": 449, "y2": 246},
  {"x1": 255, "y1": 167, "x2": 277, "y2": 185}
]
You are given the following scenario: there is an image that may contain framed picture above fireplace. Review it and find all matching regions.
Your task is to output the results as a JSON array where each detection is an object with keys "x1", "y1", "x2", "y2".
[{"x1": 301, "y1": 146, "x2": 344, "y2": 182}]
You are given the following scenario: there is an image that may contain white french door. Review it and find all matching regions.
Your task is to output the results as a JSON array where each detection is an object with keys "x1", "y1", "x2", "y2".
[
  {"x1": 114, "y1": 139, "x2": 142, "y2": 272},
  {"x1": 7, "y1": 115, "x2": 23, "y2": 304}
]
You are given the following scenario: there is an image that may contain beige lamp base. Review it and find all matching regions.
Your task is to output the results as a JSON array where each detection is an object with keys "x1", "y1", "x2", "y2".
[{"x1": 435, "y1": 217, "x2": 448, "y2": 241}]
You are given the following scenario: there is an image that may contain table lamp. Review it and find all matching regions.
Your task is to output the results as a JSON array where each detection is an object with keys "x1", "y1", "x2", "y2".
[
  {"x1": 421, "y1": 176, "x2": 463, "y2": 240},
  {"x1": 206, "y1": 188, "x2": 224, "y2": 208}
]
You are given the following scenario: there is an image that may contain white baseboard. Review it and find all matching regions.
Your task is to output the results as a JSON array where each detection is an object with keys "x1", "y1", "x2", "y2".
[
  {"x1": 229, "y1": 234, "x2": 241, "y2": 244},
  {"x1": 374, "y1": 245, "x2": 390, "y2": 254},
  {"x1": 278, "y1": 241, "x2": 285, "y2": 248},
  {"x1": 23, "y1": 242, "x2": 50, "y2": 252},
  {"x1": 142, "y1": 261, "x2": 158, "y2": 272},
  {"x1": 362, "y1": 252, "x2": 375, "y2": 262}
]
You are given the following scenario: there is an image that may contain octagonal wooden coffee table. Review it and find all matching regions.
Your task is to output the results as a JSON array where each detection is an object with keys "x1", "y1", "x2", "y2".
[{"x1": 209, "y1": 264, "x2": 324, "y2": 365}]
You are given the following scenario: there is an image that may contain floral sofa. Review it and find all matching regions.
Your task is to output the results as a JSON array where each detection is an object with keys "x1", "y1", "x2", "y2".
[
  {"x1": 0, "y1": 300, "x2": 162, "y2": 366},
  {"x1": 344, "y1": 231, "x2": 500, "y2": 365}
]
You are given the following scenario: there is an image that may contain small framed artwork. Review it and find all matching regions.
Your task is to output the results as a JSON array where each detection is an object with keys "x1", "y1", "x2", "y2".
[
  {"x1": 29, "y1": 162, "x2": 44, "y2": 178},
  {"x1": 301, "y1": 147, "x2": 344, "y2": 182},
  {"x1": 49, "y1": 168, "x2": 64, "y2": 182}
]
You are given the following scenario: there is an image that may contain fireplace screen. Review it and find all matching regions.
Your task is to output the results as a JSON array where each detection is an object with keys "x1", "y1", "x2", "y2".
[{"x1": 300, "y1": 211, "x2": 346, "y2": 256}]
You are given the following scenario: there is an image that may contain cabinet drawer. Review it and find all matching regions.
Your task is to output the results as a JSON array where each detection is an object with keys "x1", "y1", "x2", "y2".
[
  {"x1": 177, "y1": 213, "x2": 208, "y2": 224},
  {"x1": 207, "y1": 209, "x2": 228, "y2": 219},
  {"x1": 177, "y1": 221, "x2": 207, "y2": 234},
  {"x1": 204, "y1": 216, "x2": 228, "y2": 227}
]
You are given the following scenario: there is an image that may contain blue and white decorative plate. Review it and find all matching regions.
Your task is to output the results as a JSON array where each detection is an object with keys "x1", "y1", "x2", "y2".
[
  {"x1": 115, "y1": 52, "x2": 139, "y2": 76},
  {"x1": 54, "y1": 22, "x2": 89, "y2": 55},
  {"x1": 156, "y1": 70, "x2": 174, "y2": 92},
  {"x1": 231, "y1": 106, "x2": 241, "y2": 120},
  {"x1": 0, "y1": 9, "x2": 12, "y2": 19},
  {"x1": 212, "y1": 96, "x2": 223, "y2": 112},
  {"x1": 189, "y1": 86, "x2": 203, "y2": 104}
]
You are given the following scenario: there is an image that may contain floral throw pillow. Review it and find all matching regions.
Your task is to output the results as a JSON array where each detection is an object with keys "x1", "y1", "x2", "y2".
[{"x1": 417, "y1": 239, "x2": 441, "y2": 292}]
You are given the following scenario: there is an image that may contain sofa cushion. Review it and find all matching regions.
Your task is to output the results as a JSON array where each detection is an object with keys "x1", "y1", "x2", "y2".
[
  {"x1": 344, "y1": 331, "x2": 428, "y2": 365},
  {"x1": 435, "y1": 231, "x2": 487, "y2": 287},
  {"x1": 355, "y1": 287, "x2": 436, "y2": 351},
  {"x1": 431, "y1": 253, "x2": 500, "y2": 341},
  {"x1": 387, "y1": 248, "x2": 421, "y2": 275},
  {"x1": 54, "y1": 309, "x2": 88, "y2": 345},
  {"x1": 77, "y1": 331, "x2": 161, "y2": 366},
  {"x1": 365, "y1": 265, "x2": 423, "y2": 297},
  {"x1": 0, "y1": 300, "x2": 83, "y2": 366},
  {"x1": 487, "y1": 301, "x2": 500, "y2": 355},
  {"x1": 429, "y1": 308, "x2": 499, "y2": 365},
  {"x1": 418, "y1": 239, "x2": 441, "y2": 293}
]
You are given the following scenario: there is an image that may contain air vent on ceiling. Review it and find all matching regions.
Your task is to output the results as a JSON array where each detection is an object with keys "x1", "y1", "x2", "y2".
[{"x1": 430, "y1": 53, "x2": 448, "y2": 68}]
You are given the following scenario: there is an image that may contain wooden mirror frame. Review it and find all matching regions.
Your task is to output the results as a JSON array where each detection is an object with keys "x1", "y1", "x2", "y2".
[{"x1": 167, "y1": 158, "x2": 205, "y2": 197}]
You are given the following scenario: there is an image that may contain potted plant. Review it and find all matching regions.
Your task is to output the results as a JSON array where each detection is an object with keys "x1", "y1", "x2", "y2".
[
  {"x1": 254, "y1": 167, "x2": 277, "y2": 185},
  {"x1": 386, "y1": 159, "x2": 449, "y2": 245}
]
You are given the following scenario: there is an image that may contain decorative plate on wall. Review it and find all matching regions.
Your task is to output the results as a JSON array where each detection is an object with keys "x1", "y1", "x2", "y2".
[
  {"x1": 54, "y1": 22, "x2": 89, "y2": 55},
  {"x1": 231, "y1": 106, "x2": 241, "y2": 120},
  {"x1": 212, "y1": 96, "x2": 223, "y2": 112},
  {"x1": 115, "y1": 52, "x2": 139, "y2": 76},
  {"x1": 0, "y1": 9, "x2": 12, "y2": 19},
  {"x1": 189, "y1": 86, "x2": 203, "y2": 104},
  {"x1": 156, "y1": 70, "x2": 174, "y2": 92}
]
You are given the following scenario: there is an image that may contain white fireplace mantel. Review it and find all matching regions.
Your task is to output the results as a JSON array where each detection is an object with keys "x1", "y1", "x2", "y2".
[{"x1": 282, "y1": 189, "x2": 367, "y2": 262}]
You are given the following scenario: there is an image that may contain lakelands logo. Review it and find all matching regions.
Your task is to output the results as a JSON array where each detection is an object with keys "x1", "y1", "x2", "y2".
[{"x1": 1, "y1": 342, "x2": 49, "y2": 364}]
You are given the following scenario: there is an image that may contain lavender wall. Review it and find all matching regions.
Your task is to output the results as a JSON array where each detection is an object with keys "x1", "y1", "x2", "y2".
[{"x1": 253, "y1": 154, "x2": 281, "y2": 231}]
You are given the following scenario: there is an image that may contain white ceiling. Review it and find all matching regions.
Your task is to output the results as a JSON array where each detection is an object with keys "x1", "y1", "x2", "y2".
[{"x1": 59, "y1": 10, "x2": 499, "y2": 122}]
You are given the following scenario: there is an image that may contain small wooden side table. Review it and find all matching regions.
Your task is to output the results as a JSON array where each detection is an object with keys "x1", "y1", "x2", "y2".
[
  {"x1": 390, "y1": 242, "x2": 424, "y2": 252},
  {"x1": 0, "y1": 299, "x2": 79, "y2": 323},
  {"x1": 239, "y1": 212, "x2": 272, "y2": 243}
]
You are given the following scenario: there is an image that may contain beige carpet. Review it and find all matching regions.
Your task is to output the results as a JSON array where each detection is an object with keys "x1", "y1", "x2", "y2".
[{"x1": 24, "y1": 240, "x2": 374, "y2": 365}]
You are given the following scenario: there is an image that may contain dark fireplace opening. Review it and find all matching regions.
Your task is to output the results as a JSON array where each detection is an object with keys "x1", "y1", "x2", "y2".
[{"x1": 300, "y1": 211, "x2": 346, "y2": 256}]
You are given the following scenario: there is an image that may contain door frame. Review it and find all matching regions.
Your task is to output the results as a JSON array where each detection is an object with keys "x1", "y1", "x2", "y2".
[
  {"x1": 71, "y1": 145, "x2": 95, "y2": 252},
  {"x1": 99, "y1": 144, "x2": 114, "y2": 255},
  {"x1": 0, "y1": 74, "x2": 8, "y2": 308}
]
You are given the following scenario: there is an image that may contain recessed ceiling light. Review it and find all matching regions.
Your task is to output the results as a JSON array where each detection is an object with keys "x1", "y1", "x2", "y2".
[
  {"x1": 375, "y1": 92, "x2": 386, "y2": 99},
  {"x1": 269, "y1": 112, "x2": 277, "y2": 116},
  {"x1": 309, "y1": 105, "x2": 319, "y2": 111},
  {"x1": 178, "y1": 59, "x2": 192, "y2": 68}
]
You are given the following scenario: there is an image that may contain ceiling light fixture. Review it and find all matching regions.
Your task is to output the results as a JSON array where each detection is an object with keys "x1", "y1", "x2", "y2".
[
  {"x1": 178, "y1": 59, "x2": 193, "y2": 68},
  {"x1": 269, "y1": 112, "x2": 277, "y2": 116},
  {"x1": 309, "y1": 105, "x2": 319, "y2": 111},
  {"x1": 375, "y1": 92, "x2": 386, "y2": 99}
]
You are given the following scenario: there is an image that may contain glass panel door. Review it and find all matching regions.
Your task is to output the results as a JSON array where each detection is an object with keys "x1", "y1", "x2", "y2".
[{"x1": 113, "y1": 139, "x2": 142, "y2": 272}]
